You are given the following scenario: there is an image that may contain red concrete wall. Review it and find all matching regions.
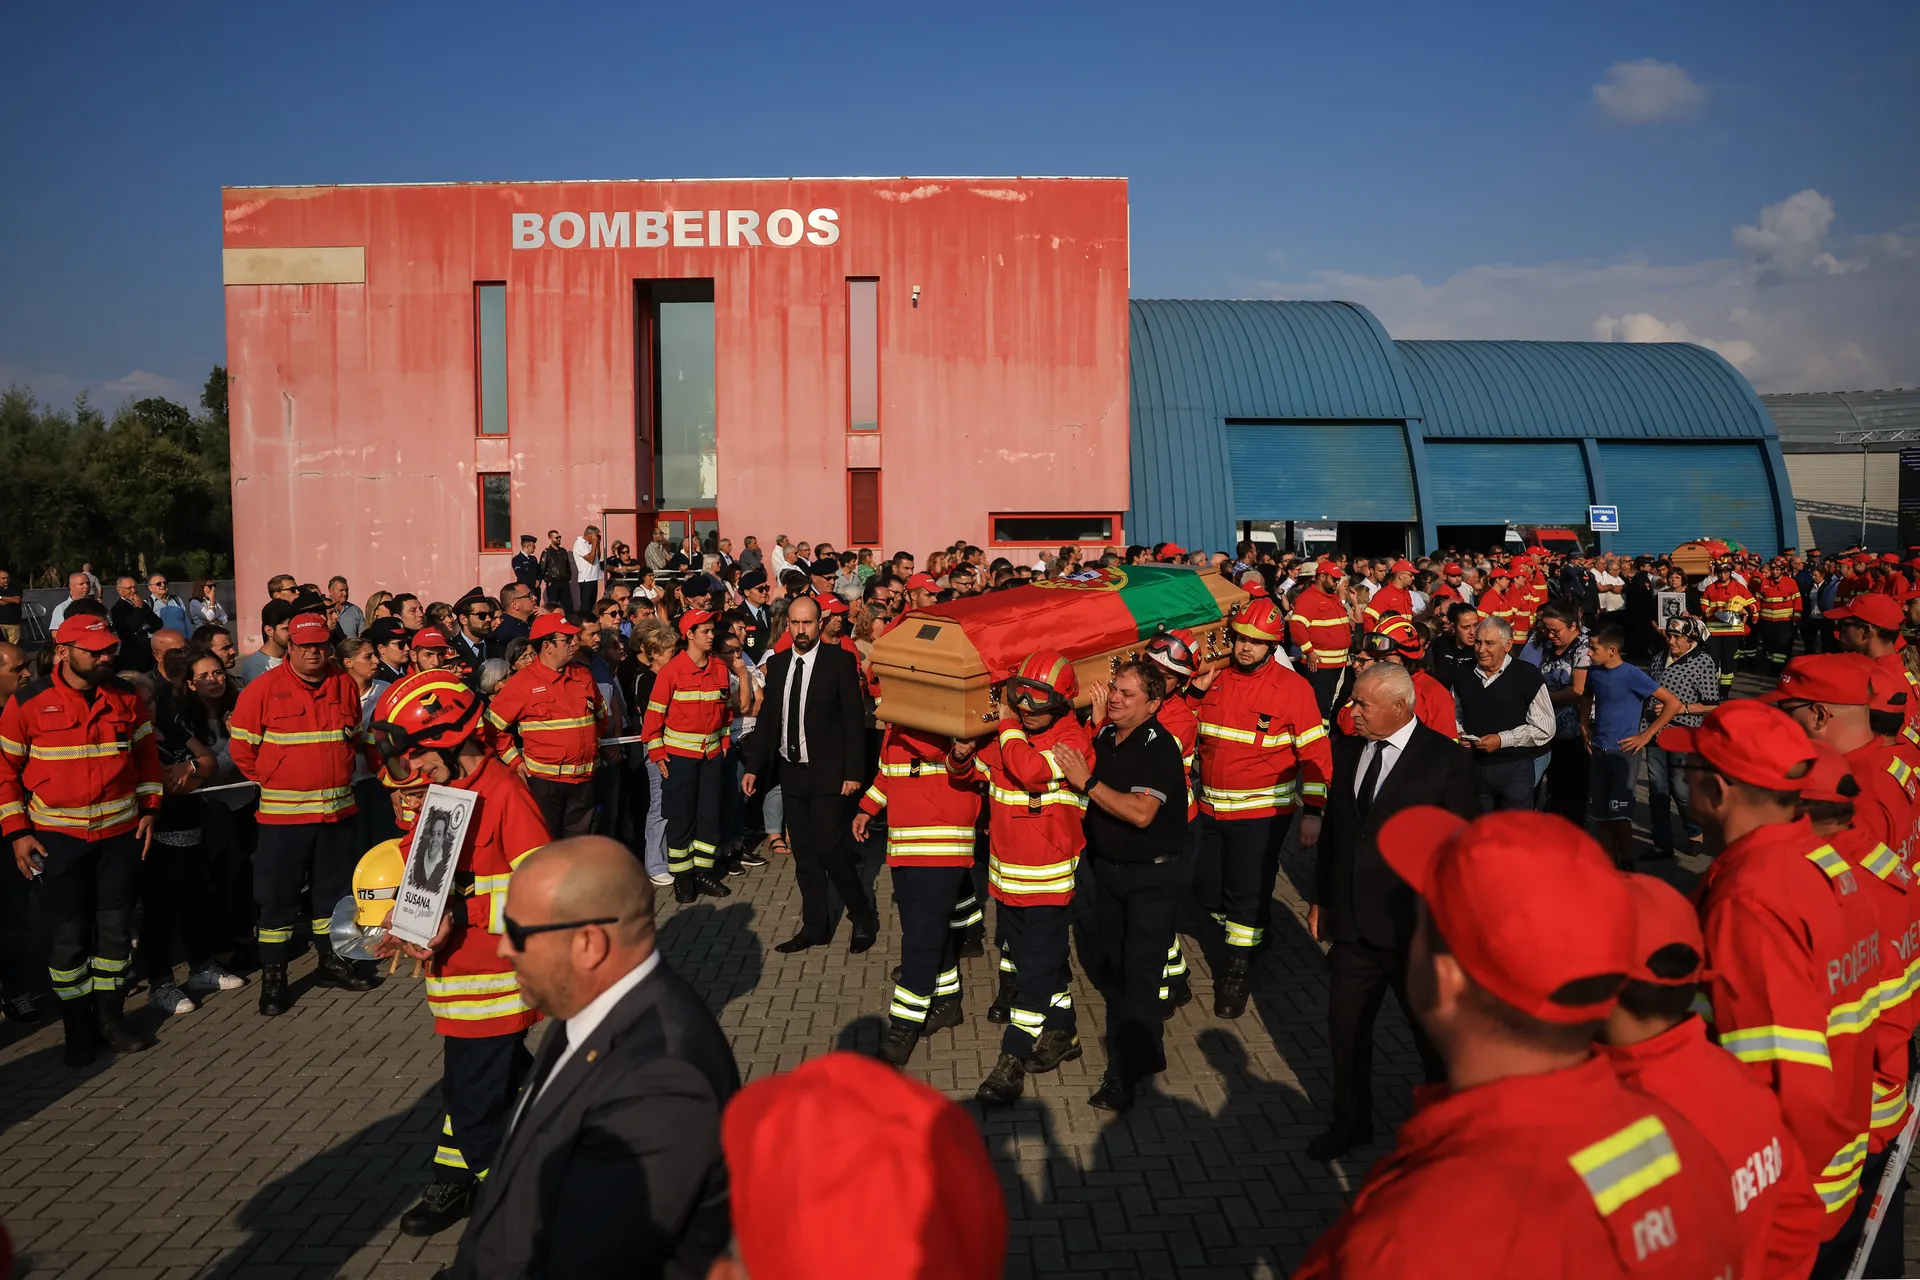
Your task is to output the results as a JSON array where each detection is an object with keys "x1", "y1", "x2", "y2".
[{"x1": 222, "y1": 178, "x2": 1130, "y2": 644}]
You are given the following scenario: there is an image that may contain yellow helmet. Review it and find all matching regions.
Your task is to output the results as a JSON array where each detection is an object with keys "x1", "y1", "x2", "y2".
[{"x1": 353, "y1": 839, "x2": 405, "y2": 926}]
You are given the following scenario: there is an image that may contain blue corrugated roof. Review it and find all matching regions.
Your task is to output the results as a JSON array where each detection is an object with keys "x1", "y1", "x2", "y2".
[{"x1": 1397, "y1": 340, "x2": 1775, "y2": 440}]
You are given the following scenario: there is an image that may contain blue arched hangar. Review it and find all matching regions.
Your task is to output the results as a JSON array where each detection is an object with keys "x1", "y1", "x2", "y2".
[{"x1": 1126, "y1": 300, "x2": 1797, "y2": 559}]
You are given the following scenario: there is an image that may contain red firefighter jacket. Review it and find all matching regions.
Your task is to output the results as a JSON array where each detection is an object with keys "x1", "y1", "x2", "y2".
[
  {"x1": 1194, "y1": 658, "x2": 1332, "y2": 821},
  {"x1": 485, "y1": 658, "x2": 609, "y2": 781},
  {"x1": 1756, "y1": 576, "x2": 1804, "y2": 624},
  {"x1": 1843, "y1": 739, "x2": 1918, "y2": 865},
  {"x1": 1156, "y1": 687, "x2": 1199, "y2": 821},
  {"x1": 954, "y1": 714, "x2": 1092, "y2": 907},
  {"x1": 1288, "y1": 586, "x2": 1354, "y2": 670},
  {"x1": 407, "y1": 754, "x2": 549, "y2": 1038},
  {"x1": 639, "y1": 650, "x2": 730, "y2": 765},
  {"x1": 1874, "y1": 651, "x2": 1920, "y2": 734},
  {"x1": 1602, "y1": 1018, "x2": 1825, "y2": 1280},
  {"x1": 1694, "y1": 817, "x2": 1881, "y2": 1232},
  {"x1": 229, "y1": 662, "x2": 361, "y2": 825},
  {"x1": 1830, "y1": 827, "x2": 1920, "y2": 1155},
  {"x1": 0, "y1": 670, "x2": 162, "y2": 841},
  {"x1": 1510, "y1": 576, "x2": 1549, "y2": 636},
  {"x1": 1291, "y1": 1056, "x2": 1742, "y2": 1280},
  {"x1": 1475, "y1": 586, "x2": 1515, "y2": 627},
  {"x1": 1361, "y1": 585, "x2": 1412, "y2": 630},
  {"x1": 860, "y1": 725, "x2": 981, "y2": 868},
  {"x1": 1702, "y1": 579, "x2": 1756, "y2": 638}
]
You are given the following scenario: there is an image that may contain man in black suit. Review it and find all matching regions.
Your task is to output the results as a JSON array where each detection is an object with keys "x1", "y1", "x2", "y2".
[
  {"x1": 742, "y1": 594, "x2": 878, "y2": 953},
  {"x1": 1305, "y1": 662, "x2": 1477, "y2": 1161},
  {"x1": 449, "y1": 836, "x2": 738, "y2": 1280},
  {"x1": 448, "y1": 590, "x2": 504, "y2": 687}
]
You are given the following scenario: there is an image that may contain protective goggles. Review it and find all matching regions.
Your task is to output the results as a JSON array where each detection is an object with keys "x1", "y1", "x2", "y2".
[
  {"x1": 1146, "y1": 636, "x2": 1196, "y2": 677},
  {"x1": 1006, "y1": 676, "x2": 1069, "y2": 713},
  {"x1": 1358, "y1": 632, "x2": 1400, "y2": 659}
]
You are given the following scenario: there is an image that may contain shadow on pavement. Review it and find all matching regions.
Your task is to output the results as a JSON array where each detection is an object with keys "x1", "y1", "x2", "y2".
[{"x1": 656, "y1": 899, "x2": 764, "y2": 1013}]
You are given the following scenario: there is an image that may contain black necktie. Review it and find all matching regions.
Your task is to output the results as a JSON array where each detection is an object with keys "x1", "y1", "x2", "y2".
[
  {"x1": 1357, "y1": 741, "x2": 1385, "y2": 818},
  {"x1": 785, "y1": 655, "x2": 805, "y2": 761}
]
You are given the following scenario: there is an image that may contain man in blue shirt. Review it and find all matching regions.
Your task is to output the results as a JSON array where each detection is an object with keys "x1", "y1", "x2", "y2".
[
  {"x1": 1580, "y1": 625, "x2": 1682, "y2": 868},
  {"x1": 146, "y1": 574, "x2": 189, "y2": 635}
]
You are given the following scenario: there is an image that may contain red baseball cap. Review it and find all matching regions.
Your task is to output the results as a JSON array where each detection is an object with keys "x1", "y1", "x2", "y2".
[
  {"x1": 815, "y1": 592, "x2": 848, "y2": 615},
  {"x1": 1826, "y1": 594, "x2": 1904, "y2": 631},
  {"x1": 1884, "y1": 553, "x2": 1902, "y2": 565},
  {"x1": 723, "y1": 1052, "x2": 1007, "y2": 1280},
  {"x1": 1313, "y1": 560, "x2": 1342, "y2": 578},
  {"x1": 54, "y1": 615, "x2": 117, "y2": 651},
  {"x1": 1509, "y1": 556, "x2": 1533, "y2": 571},
  {"x1": 1443, "y1": 562, "x2": 1463, "y2": 575},
  {"x1": 902, "y1": 572, "x2": 940, "y2": 593},
  {"x1": 1379, "y1": 807, "x2": 1631, "y2": 1024},
  {"x1": 1157, "y1": 543, "x2": 1187, "y2": 562},
  {"x1": 529, "y1": 613, "x2": 580, "y2": 642},
  {"x1": 1658, "y1": 700, "x2": 1819, "y2": 790},
  {"x1": 1388, "y1": 559, "x2": 1416, "y2": 575},
  {"x1": 676, "y1": 609, "x2": 715, "y2": 636},
  {"x1": 1622, "y1": 874, "x2": 1705, "y2": 985},
  {"x1": 1800, "y1": 740, "x2": 1861, "y2": 805},
  {"x1": 1761, "y1": 653, "x2": 1878, "y2": 708},
  {"x1": 409, "y1": 625, "x2": 451, "y2": 651},
  {"x1": 288, "y1": 613, "x2": 332, "y2": 646}
]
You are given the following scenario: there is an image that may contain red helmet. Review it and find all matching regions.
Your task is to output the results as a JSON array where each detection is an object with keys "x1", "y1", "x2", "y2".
[
  {"x1": 1006, "y1": 649, "x2": 1078, "y2": 714},
  {"x1": 368, "y1": 670, "x2": 484, "y2": 760},
  {"x1": 1362, "y1": 614, "x2": 1426, "y2": 661},
  {"x1": 1145, "y1": 630, "x2": 1197, "y2": 678},
  {"x1": 1230, "y1": 598, "x2": 1285, "y2": 644}
]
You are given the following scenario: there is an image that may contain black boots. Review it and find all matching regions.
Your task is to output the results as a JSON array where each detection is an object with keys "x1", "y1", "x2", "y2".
[
  {"x1": 1214, "y1": 955, "x2": 1251, "y2": 1019},
  {"x1": 1026, "y1": 1028, "x2": 1082, "y2": 1073},
  {"x1": 60, "y1": 996, "x2": 100, "y2": 1067},
  {"x1": 986, "y1": 970, "x2": 1017, "y2": 1024},
  {"x1": 976, "y1": 1052, "x2": 1027, "y2": 1106},
  {"x1": 399, "y1": 1179, "x2": 475, "y2": 1237},
  {"x1": 1087, "y1": 1071, "x2": 1136, "y2": 1113},
  {"x1": 258, "y1": 963, "x2": 291, "y2": 1016},
  {"x1": 922, "y1": 997, "x2": 964, "y2": 1036},
  {"x1": 312, "y1": 944, "x2": 379, "y2": 992},
  {"x1": 1162, "y1": 976, "x2": 1194, "y2": 1020},
  {"x1": 878, "y1": 1022, "x2": 921, "y2": 1068},
  {"x1": 93, "y1": 990, "x2": 152, "y2": 1054}
]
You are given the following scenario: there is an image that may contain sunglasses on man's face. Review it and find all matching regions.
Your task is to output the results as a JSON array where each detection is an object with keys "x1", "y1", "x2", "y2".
[{"x1": 501, "y1": 913, "x2": 621, "y2": 951}]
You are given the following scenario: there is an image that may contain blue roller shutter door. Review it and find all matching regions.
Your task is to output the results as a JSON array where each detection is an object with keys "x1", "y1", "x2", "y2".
[
  {"x1": 1598, "y1": 443, "x2": 1779, "y2": 555},
  {"x1": 1424, "y1": 442, "x2": 1591, "y2": 526},
  {"x1": 1226, "y1": 423, "x2": 1416, "y2": 523}
]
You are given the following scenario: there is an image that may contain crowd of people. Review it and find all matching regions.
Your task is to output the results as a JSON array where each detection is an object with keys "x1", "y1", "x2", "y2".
[{"x1": 4, "y1": 525, "x2": 1920, "y2": 1278}]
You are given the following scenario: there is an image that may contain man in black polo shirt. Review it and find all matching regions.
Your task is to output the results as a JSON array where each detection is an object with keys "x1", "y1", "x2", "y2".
[{"x1": 1054, "y1": 658, "x2": 1189, "y2": 1114}]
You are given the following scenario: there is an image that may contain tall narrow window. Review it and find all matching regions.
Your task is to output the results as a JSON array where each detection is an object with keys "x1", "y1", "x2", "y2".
[
  {"x1": 848, "y1": 279, "x2": 878, "y2": 432},
  {"x1": 849, "y1": 469, "x2": 881, "y2": 545},
  {"x1": 642, "y1": 280, "x2": 717, "y2": 509},
  {"x1": 479, "y1": 473, "x2": 512, "y2": 550},
  {"x1": 477, "y1": 283, "x2": 508, "y2": 436}
]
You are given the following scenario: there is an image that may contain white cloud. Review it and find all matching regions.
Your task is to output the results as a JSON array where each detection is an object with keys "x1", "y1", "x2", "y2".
[
  {"x1": 1246, "y1": 190, "x2": 1920, "y2": 393},
  {"x1": 1592, "y1": 59, "x2": 1707, "y2": 124}
]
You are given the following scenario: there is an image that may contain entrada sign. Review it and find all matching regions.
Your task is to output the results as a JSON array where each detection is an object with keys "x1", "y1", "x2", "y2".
[{"x1": 512, "y1": 209, "x2": 840, "y2": 249}]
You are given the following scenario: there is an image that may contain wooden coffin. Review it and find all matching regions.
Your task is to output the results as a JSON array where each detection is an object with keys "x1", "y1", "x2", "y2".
[
  {"x1": 870, "y1": 565, "x2": 1251, "y2": 738},
  {"x1": 1671, "y1": 539, "x2": 1732, "y2": 577}
]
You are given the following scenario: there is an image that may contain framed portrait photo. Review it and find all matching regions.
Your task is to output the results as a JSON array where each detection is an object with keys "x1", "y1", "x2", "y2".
[{"x1": 388, "y1": 784, "x2": 479, "y2": 947}]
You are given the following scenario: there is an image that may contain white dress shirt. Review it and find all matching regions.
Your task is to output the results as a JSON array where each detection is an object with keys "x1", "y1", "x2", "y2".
[
  {"x1": 780, "y1": 646, "x2": 818, "y2": 763},
  {"x1": 519, "y1": 949, "x2": 661, "y2": 1120},
  {"x1": 1456, "y1": 655, "x2": 1557, "y2": 749},
  {"x1": 1354, "y1": 714, "x2": 1419, "y2": 803}
]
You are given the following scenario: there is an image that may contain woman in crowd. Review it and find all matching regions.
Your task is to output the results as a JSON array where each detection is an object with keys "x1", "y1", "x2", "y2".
[
  {"x1": 337, "y1": 635, "x2": 399, "y2": 849},
  {"x1": 177, "y1": 644, "x2": 256, "y2": 970},
  {"x1": 1535, "y1": 600, "x2": 1591, "y2": 821},
  {"x1": 504, "y1": 636, "x2": 533, "y2": 671},
  {"x1": 1642, "y1": 614, "x2": 1719, "y2": 859},
  {"x1": 187, "y1": 579, "x2": 228, "y2": 631},
  {"x1": 626, "y1": 624, "x2": 681, "y2": 885},
  {"x1": 365, "y1": 589, "x2": 393, "y2": 621},
  {"x1": 133, "y1": 673, "x2": 220, "y2": 1016}
]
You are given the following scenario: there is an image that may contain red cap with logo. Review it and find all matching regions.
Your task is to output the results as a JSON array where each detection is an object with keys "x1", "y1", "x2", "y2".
[
  {"x1": 409, "y1": 626, "x2": 451, "y2": 651},
  {"x1": 1388, "y1": 559, "x2": 1416, "y2": 575},
  {"x1": 1658, "y1": 699, "x2": 1819, "y2": 790},
  {"x1": 1378, "y1": 808, "x2": 1631, "y2": 1024},
  {"x1": 1622, "y1": 874, "x2": 1706, "y2": 985},
  {"x1": 1825, "y1": 594, "x2": 1904, "y2": 632},
  {"x1": 676, "y1": 609, "x2": 715, "y2": 637},
  {"x1": 1761, "y1": 653, "x2": 1878, "y2": 708},
  {"x1": 1313, "y1": 560, "x2": 1343, "y2": 578},
  {"x1": 815, "y1": 592, "x2": 848, "y2": 615},
  {"x1": 54, "y1": 615, "x2": 118, "y2": 651},
  {"x1": 288, "y1": 613, "x2": 332, "y2": 646},
  {"x1": 529, "y1": 613, "x2": 580, "y2": 642},
  {"x1": 902, "y1": 572, "x2": 940, "y2": 593},
  {"x1": 723, "y1": 1052, "x2": 1006, "y2": 1280},
  {"x1": 1443, "y1": 562, "x2": 1463, "y2": 575}
]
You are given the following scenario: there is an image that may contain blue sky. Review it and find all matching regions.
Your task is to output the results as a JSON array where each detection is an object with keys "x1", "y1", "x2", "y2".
[{"x1": 4, "y1": 0, "x2": 1915, "y2": 402}]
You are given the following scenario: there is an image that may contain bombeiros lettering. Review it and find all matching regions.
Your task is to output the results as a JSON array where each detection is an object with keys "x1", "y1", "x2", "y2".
[
  {"x1": 513, "y1": 208, "x2": 840, "y2": 249},
  {"x1": 1730, "y1": 1137, "x2": 1782, "y2": 1212}
]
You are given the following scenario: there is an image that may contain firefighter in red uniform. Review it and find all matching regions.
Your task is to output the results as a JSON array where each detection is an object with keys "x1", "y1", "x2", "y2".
[
  {"x1": 1829, "y1": 593, "x2": 1920, "y2": 734},
  {"x1": 1799, "y1": 740, "x2": 1919, "y2": 1276},
  {"x1": 1193, "y1": 598, "x2": 1332, "y2": 1018},
  {"x1": 1286, "y1": 561, "x2": 1353, "y2": 718},
  {"x1": 1429, "y1": 562, "x2": 1468, "y2": 610},
  {"x1": 1336, "y1": 616, "x2": 1457, "y2": 739},
  {"x1": 1143, "y1": 630, "x2": 1201, "y2": 1014},
  {"x1": 230, "y1": 612, "x2": 374, "y2": 1015},
  {"x1": 1659, "y1": 700, "x2": 1882, "y2": 1270},
  {"x1": 0, "y1": 615, "x2": 163, "y2": 1064},
  {"x1": 367, "y1": 670, "x2": 550, "y2": 1238},
  {"x1": 1768, "y1": 655, "x2": 1918, "y2": 864},
  {"x1": 856, "y1": 722, "x2": 981, "y2": 1067},
  {"x1": 484, "y1": 613, "x2": 611, "y2": 840},
  {"x1": 1293, "y1": 807, "x2": 1743, "y2": 1279},
  {"x1": 1756, "y1": 560, "x2": 1805, "y2": 674},
  {"x1": 639, "y1": 610, "x2": 735, "y2": 903},
  {"x1": 1360, "y1": 560, "x2": 1414, "y2": 630},
  {"x1": 950, "y1": 650, "x2": 1092, "y2": 1105},
  {"x1": 1702, "y1": 560, "x2": 1755, "y2": 692},
  {"x1": 1507, "y1": 556, "x2": 1547, "y2": 638},
  {"x1": 1600, "y1": 873, "x2": 1825, "y2": 1280},
  {"x1": 1474, "y1": 566, "x2": 1516, "y2": 632}
]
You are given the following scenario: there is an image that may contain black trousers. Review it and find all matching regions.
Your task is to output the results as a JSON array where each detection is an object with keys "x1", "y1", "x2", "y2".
[
  {"x1": 254, "y1": 819, "x2": 359, "y2": 964},
  {"x1": 1201, "y1": 813, "x2": 1277, "y2": 950},
  {"x1": 996, "y1": 899, "x2": 1073, "y2": 1056},
  {"x1": 1705, "y1": 634, "x2": 1739, "y2": 690},
  {"x1": 1304, "y1": 667, "x2": 1344, "y2": 720},
  {"x1": 37, "y1": 829, "x2": 140, "y2": 1002},
  {"x1": 1759, "y1": 620, "x2": 1796, "y2": 671},
  {"x1": 0, "y1": 845, "x2": 43, "y2": 999},
  {"x1": 528, "y1": 775, "x2": 596, "y2": 842},
  {"x1": 1542, "y1": 736, "x2": 1589, "y2": 826},
  {"x1": 1326, "y1": 939, "x2": 1444, "y2": 1131},
  {"x1": 139, "y1": 838, "x2": 221, "y2": 982},
  {"x1": 658, "y1": 755, "x2": 722, "y2": 873},
  {"x1": 888, "y1": 864, "x2": 966, "y2": 1029},
  {"x1": 1473, "y1": 756, "x2": 1536, "y2": 813},
  {"x1": 437, "y1": 1032, "x2": 533, "y2": 1185},
  {"x1": 784, "y1": 767, "x2": 873, "y2": 937},
  {"x1": 1093, "y1": 855, "x2": 1182, "y2": 1080}
]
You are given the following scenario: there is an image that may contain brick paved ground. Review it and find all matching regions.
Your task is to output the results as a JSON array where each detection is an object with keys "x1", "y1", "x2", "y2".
[{"x1": 3, "y1": 687, "x2": 1917, "y2": 1277}]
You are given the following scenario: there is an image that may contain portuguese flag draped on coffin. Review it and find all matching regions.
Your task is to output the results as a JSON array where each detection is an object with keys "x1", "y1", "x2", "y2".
[{"x1": 868, "y1": 565, "x2": 1248, "y2": 738}]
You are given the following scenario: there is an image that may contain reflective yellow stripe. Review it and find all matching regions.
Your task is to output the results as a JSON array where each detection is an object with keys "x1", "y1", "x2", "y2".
[
  {"x1": 257, "y1": 785, "x2": 354, "y2": 816},
  {"x1": 522, "y1": 716, "x2": 597, "y2": 732},
  {"x1": 1862, "y1": 843, "x2": 1902, "y2": 879},
  {"x1": 891, "y1": 825, "x2": 978, "y2": 839},
  {"x1": 260, "y1": 729, "x2": 353, "y2": 746},
  {"x1": 1200, "y1": 782, "x2": 1297, "y2": 812},
  {"x1": 0, "y1": 801, "x2": 24, "y2": 822},
  {"x1": 28, "y1": 742, "x2": 129, "y2": 760},
  {"x1": 424, "y1": 971, "x2": 521, "y2": 997},
  {"x1": 524, "y1": 758, "x2": 595, "y2": 779},
  {"x1": 427, "y1": 992, "x2": 532, "y2": 1020},
  {"x1": 862, "y1": 784, "x2": 887, "y2": 807},
  {"x1": 1872, "y1": 1081, "x2": 1910, "y2": 1129},
  {"x1": 1721, "y1": 1024, "x2": 1831, "y2": 1069},
  {"x1": 1828, "y1": 987, "x2": 1880, "y2": 1037},
  {"x1": 1806, "y1": 844, "x2": 1849, "y2": 880},
  {"x1": 228, "y1": 726, "x2": 263, "y2": 745},
  {"x1": 985, "y1": 784, "x2": 1087, "y2": 810},
  {"x1": 0, "y1": 733, "x2": 25, "y2": 757},
  {"x1": 662, "y1": 729, "x2": 725, "y2": 751},
  {"x1": 472, "y1": 874, "x2": 511, "y2": 895},
  {"x1": 1567, "y1": 1116, "x2": 1683, "y2": 1217},
  {"x1": 670, "y1": 689, "x2": 725, "y2": 702},
  {"x1": 28, "y1": 795, "x2": 139, "y2": 830},
  {"x1": 1196, "y1": 722, "x2": 1258, "y2": 745}
]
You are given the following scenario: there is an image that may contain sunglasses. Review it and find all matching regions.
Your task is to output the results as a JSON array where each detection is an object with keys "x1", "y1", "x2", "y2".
[
  {"x1": 501, "y1": 913, "x2": 621, "y2": 950},
  {"x1": 467, "y1": 610, "x2": 495, "y2": 621}
]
